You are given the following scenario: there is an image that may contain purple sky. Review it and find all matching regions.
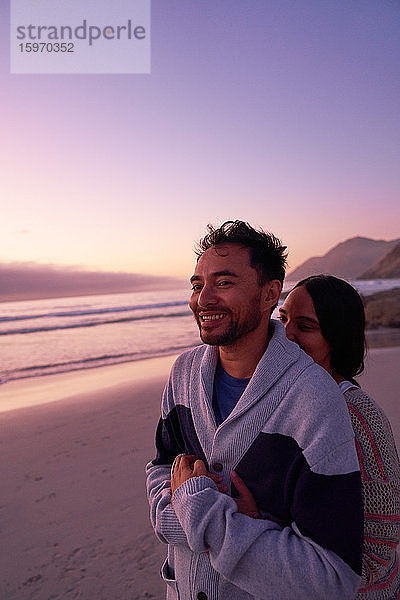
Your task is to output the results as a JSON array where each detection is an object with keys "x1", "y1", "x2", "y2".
[{"x1": 1, "y1": 1, "x2": 399, "y2": 283}]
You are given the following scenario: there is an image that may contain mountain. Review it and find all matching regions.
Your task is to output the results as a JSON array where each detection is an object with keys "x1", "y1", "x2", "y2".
[
  {"x1": 359, "y1": 241, "x2": 400, "y2": 279},
  {"x1": 0, "y1": 262, "x2": 184, "y2": 302},
  {"x1": 287, "y1": 237, "x2": 400, "y2": 282}
]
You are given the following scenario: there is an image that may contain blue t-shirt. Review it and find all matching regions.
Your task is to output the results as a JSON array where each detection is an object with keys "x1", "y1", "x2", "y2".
[{"x1": 213, "y1": 360, "x2": 250, "y2": 425}]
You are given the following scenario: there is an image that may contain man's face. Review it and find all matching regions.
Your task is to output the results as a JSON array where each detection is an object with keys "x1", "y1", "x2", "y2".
[{"x1": 189, "y1": 243, "x2": 270, "y2": 347}]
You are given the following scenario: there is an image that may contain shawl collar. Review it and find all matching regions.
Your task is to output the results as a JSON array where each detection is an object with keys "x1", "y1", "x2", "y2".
[{"x1": 189, "y1": 320, "x2": 311, "y2": 464}]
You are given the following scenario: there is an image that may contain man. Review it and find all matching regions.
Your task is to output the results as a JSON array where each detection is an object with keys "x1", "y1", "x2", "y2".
[{"x1": 146, "y1": 220, "x2": 363, "y2": 600}]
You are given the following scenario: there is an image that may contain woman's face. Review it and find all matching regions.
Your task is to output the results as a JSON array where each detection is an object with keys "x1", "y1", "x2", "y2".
[{"x1": 279, "y1": 285, "x2": 332, "y2": 373}]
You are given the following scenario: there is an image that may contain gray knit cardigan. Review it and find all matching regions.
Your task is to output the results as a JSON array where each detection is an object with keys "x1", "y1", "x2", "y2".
[{"x1": 146, "y1": 320, "x2": 364, "y2": 599}]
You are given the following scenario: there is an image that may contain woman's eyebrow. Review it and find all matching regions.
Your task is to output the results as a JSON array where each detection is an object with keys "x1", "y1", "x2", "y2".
[
  {"x1": 278, "y1": 308, "x2": 319, "y2": 325},
  {"x1": 297, "y1": 316, "x2": 319, "y2": 325}
]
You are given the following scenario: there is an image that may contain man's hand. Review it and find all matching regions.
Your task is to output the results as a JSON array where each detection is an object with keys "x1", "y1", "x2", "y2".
[
  {"x1": 171, "y1": 454, "x2": 227, "y2": 501},
  {"x1": 230, "y1": 470, "x2": 260, "y2": 518}
]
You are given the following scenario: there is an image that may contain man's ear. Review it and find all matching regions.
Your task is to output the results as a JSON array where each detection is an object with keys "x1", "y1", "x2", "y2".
[{"x1": 263, "y1": 280, "x2": 282, "y2": 312}]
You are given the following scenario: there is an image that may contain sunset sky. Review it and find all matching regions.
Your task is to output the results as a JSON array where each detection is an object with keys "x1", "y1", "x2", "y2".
[{"x1": 1, "y1": 1, "x2": 399, "y2": 282}]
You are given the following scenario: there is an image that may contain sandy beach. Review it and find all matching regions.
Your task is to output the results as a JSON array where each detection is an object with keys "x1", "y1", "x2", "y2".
[
  {"x1": 0, "y1": 356, "x2": 175, "y2": 600},
  {"x1": 1, "y1": 347, "x2": 399, "y2": 600}
]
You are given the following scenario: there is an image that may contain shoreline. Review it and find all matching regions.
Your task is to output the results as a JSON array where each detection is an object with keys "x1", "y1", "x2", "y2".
[
  {"x1": 365, "y1": 326, "x2": 400, "y2": 348},
  {"x1": 0, "y1": 353, "x2": 178, "y2": 413},
  {"x1": 2, "y1": 327, "x2": 400, "y2": 413},
  {"x1": 1, "y1": 345, "x2": 194, "y2": 387}
]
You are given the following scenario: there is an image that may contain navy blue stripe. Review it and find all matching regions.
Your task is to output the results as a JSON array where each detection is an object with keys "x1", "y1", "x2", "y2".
[
  {"x1": 233, "y1": 433, "x2": 302, "y2": 524},
  {"x1": 152, "y1": 405, "x2": 207, "y2": 468},
  {"x1": 293, "y1": 468, "x2": 363, "y2": 575},
  {"x1": 233, "y1": 432, "x2": 363, "y2": 575}
]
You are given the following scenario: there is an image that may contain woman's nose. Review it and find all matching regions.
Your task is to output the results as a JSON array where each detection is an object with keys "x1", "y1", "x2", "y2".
[{"x1": 284, "y1": 322, "x2": 296, "y2": 342}]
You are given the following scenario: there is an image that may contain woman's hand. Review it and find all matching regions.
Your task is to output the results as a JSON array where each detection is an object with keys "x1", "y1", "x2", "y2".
[{"x1": 230, "y1": 470, "x2": 260, "y2": 518}]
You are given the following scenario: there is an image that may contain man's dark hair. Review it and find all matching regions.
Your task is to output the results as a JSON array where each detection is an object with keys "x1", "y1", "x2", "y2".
[
  {"x1": 294, "y1": 275, "x2": 365, "y2": 382},
  {"x1": 195, "y1": 220, "x2": 287, "y2": 285}
]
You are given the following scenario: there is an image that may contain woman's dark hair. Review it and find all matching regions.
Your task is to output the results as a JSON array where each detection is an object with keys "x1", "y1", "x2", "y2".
[
  {"x1": 293, "y1": 275, "x2": 366, "y2": 381},
  {"x1": 196, "y1": 220, "x2": 287, "y2": 285}
]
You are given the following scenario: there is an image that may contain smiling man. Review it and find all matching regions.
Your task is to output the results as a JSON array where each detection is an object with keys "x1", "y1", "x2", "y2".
[
  {"x1": 189, "y1": 240, "x2": 281, "y2": 377},
  {"x1": 146, "y1": 220, "x2": 363, "y2": 600}
]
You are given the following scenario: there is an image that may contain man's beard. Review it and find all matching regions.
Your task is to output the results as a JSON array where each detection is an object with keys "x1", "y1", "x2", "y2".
[{"x1": 195, "y1": 294, "x2": 263, "y2": 346}]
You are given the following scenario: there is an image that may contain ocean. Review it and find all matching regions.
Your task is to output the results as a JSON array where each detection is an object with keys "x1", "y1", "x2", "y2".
[{"x1": 1, "y1": 279, "x2": 400, "y2": 384}]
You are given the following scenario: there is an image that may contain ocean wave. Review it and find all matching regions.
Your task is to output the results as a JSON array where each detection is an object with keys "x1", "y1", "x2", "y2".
[
  {"x1": 0, "y1": 310, "x2": 192, "y2": 336},
  {"x1": 3, "y1": 344, "x2": 197, "y2": 382},
  {"x1": 0, "y1": 300, "x2": 188, "y2": 323}
]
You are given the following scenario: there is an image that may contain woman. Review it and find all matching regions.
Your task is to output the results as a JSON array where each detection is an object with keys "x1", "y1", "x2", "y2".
[
  {"x1": 279, "y1": 275, "x2": 400, "y2": 599},
  {"x1": 235, "y1": 275, "x2": 400, "y2": 598}
]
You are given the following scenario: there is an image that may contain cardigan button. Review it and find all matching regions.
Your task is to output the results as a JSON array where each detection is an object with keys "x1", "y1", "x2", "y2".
[
  {"x1": 213, "y1": 462, "x2": 223, "y2": 472},
  {"x1": 197, "y1": 593, "x2": 208, "y2": 600}
]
